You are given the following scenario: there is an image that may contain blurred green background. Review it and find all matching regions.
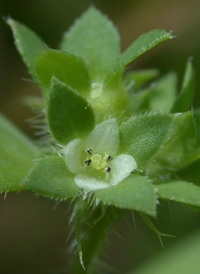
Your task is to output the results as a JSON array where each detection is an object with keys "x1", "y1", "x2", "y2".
[{"x1": 0, "y1": 0, "x2": 200, "y2": 273}]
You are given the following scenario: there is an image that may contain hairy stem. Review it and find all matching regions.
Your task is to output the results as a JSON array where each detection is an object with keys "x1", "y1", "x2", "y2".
[{"x1": 73, "y1": 203, "x2": 119, "y2": 274}]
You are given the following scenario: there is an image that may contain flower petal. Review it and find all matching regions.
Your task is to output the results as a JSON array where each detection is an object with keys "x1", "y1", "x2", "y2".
[
  {"x1": 63, "y1": 138, "x2": 84, "y2": 173},
  {"x1": 74, "y1": 173, "x2": 109, "y2": 193},
  {"x1": 109, "y1": 154, "x2": 137, "y2": 186},
  {"x1": 86, "y1": 118, "x2": 119, "y2": 156}
]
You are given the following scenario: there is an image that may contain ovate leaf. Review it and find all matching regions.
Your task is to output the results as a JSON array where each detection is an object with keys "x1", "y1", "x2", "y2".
[
  {"x1": 48, "y1": 78, "x2": 95, "y2": 144},
  {"x1": 60, "y1": 7, "x2": 120, "y2": 81},
  {"x1": 150, "y1": 112, "x2": 196, "y2": 169},
  {"x1": 26, "y1": 156, "x2": 79, "y2": 199},
  {"x1": 171, "y1": 58, "x2": 195, "y2": 113},
  {"x1": 105, "y1": 29, "x2": 173, "y2": 87},
  {"x1": 150, "y1": 73, "x2": 177, "y2": 111},
  {"x1": 155, "y1": 180, "x2": 200, "y2": 208},
  {"x1": 7, "y1": 18, "x2": 46, "y2": 79},
  {"x1": 35, "y1": 49, "x2": 90, "y2": 97},
  {"x1": 0, "y1": 114, "x2": 39, "y2": 192},
  {"x1": 95, "y1": 174, "x2": 157, "y2": 216},
  {"x1": 120, "y1": 112, "x2": 172, "y2": 165}
]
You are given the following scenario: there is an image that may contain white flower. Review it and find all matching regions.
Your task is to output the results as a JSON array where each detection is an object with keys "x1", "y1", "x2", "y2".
[{"x1": 63, "y1": 119, "x2": 137, "y2": 193}]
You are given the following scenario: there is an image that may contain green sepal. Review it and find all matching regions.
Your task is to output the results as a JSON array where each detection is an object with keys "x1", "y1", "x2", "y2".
[
  {"x1": 60, "y1": 7, "x2": 120, "y2": 82},
  {"x1": 155, "y1": 180, "x2": 200, "y2": 208},
  {"x1": 47, "y1": 78, "x2": 95, "y2": 145},
  {"x1": 95, "y1": 174, "x2": 157, "y2": 217},
  {"x1": 26, "y1": 155, "x2": 79, "y2": 199},
  {"x1": 0, "y1": 114, "x2": 39, "y2": 192},
  {"x1": 7, "y1": 18, "x2": 46, "y2": 79},
  {"x1": 171, "y1": 58, "x2": 195, "y2": 113},
  {"x1": 35, "y1": 49, "x2": 91, "y2": 97}
]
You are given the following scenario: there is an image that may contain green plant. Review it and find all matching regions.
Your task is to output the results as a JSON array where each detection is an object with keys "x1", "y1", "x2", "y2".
[{"x1": 1, "y1": 6, "x2": 200, "y2": 273}]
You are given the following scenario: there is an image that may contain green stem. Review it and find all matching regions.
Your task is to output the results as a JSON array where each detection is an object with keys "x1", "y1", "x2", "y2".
[{"x1": 73, "y1": 204, "x2": 119, "y2": 274}]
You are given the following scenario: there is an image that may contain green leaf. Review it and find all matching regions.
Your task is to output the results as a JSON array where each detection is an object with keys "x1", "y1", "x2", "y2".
[
  {"x1": 35, "y1": 49, "x2": 91, "y2": 97},
  {"x1": 0, "y1": 114, "x2": 39, "y2": 192},
  {"x1": 120, "y1": 112, "x2": 172, "y2": 165},
  {"x1": 48, "y1": 78, "x2": 95, "y2": 145},
  {"x1": 150, "y1": 73, "x2": 177, "y2": 111},
  {"x1": 7, "y1": 18, "x2": 46, "y2": 79},
  {"x1": 124, "y1": 68, "x2": 159, "y2": 92},
  {"x1": 155, "y1": 180, "x2": 200, "y2": 208},
  {"x1": 149, "y1": 112, "x2": 196, "y2": 170},
  {"x1": 60, "y1": 7, "x2": 120, "y2": 81},
  {"x1": 120, "y1": 112, "x2": 196, "y2": 171},
  {"x1": 105, "y1": 29, "x2": 174, "y2": 86},
  {"x1": 95, "y1": 174, "x2": 157, "y2": 216},
  {"x1": 26, "y1": 156, "x2": 79, "y2": 199},
  {"x1": 128, "y1": 230, "x2": 200, "y2": 274},
  {"x1": 171, "y1": 58, "x2": 195, "y2": 113}
]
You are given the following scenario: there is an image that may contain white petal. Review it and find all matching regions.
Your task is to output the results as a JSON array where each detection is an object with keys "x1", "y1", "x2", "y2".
[
  {"x1": 109, "y1": 154, "x2": 137, "y2": 186},
  {"x1": 74, "y1": 173, "x2": 109, "y2": 193},
  {"x1": 86, "y1": 118, "x2": 119, "y2": 157},
  {"x1": 63, "y1": 138, "x2": 84, "y2": 173}
]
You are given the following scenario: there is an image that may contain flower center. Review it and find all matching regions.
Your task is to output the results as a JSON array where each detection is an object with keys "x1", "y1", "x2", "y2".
[
  {"x1": 84, "y1": 149, "x2": 112, "y2": 173},
  {"x1": 91, "y1": 154, "x2": 107, "y2": 170}
]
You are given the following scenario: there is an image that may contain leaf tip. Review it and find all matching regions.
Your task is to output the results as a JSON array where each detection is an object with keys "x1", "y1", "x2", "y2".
[
  {"x1": 168, "y1": 30, "x2": 176, "y2": 39},
  {"x1": 6, "y1": 17, "x2": 16, "y2": 29}
]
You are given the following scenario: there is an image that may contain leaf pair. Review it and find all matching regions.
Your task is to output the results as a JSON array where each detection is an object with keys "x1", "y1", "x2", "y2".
[
  {"x1": 13, "y1": 109, "x2": 198, "y2": 215},
  {"x1": 8, "y1": 8, "x2": 174, "y2": 139},
  {"x1": 8, "y1": 7, "x2": 173, "y2": 93},
  {"x1": 27, "y1": 155, "x2": 157, "y2": 216}
]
